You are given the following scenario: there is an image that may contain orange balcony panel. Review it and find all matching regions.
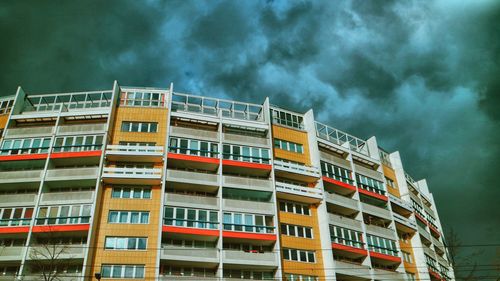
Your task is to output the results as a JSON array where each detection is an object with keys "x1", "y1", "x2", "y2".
[
  {"x1": 322, "y1": 177, "x2": 357, "y2": 191},
  {"x1": 428, "y1": 268, "x2": 442, "y2": 281},
  {"x1": 167, "y1": 152, "x2": 219, "y2": 172},
  {"x1": 0, "y1": 226, "x2": 30, "y2": 234},
  {"x1": 222, "y1": 231, "x2": 276, "y2": 241},
  {"x1": 358, "y1": 188, "x2": 388, "y2": 202},
  {"x1": 162, "y1": 226, "x2": 219, "y2": 237},
  {"x1": 369, "y1": 251, "x2": 402, "y2": 264},
  {"x1": 32, "y1": 224, "x2": 90, "y2": 233},
  {"x1": 415, "y1": 213, "x2": 427, "y2": 224},
  {"x1": 222, "y1": 160, "x2": 272, "y2": 177},
  {"x1": 51, "y1": 150, "x2": 102, "y2": 159},
  {"x1": 0, "y1": 154, "x2": 48, "y2": 161},
  {"x1": 429, "y1": 225, "x2": 441, "y2": 238},
  {"x1": 332, "y1": 243, "x2": 368, "y2": 257}
]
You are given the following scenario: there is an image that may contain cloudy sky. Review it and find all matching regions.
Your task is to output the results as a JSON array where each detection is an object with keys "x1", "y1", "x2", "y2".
[{"x1": 1, "y1": 0, "x2": 499, "y2": 274}]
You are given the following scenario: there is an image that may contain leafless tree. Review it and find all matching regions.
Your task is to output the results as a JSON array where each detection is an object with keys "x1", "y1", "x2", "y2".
[
  {"x1": 445, "y1": 227, "x2": 485, "y2": 281},
  {"x1": 27, "y1": 227, "x2": 76, "y2": 281}
]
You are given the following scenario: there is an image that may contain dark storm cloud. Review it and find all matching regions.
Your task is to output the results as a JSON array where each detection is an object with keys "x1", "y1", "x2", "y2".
[{"x1": 1, "y1": 0, "x2": 499, "y2": 267}]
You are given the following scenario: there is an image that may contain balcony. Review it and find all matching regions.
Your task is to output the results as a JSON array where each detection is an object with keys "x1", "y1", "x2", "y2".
[
  {"x1": 223, "y1": 250, "x2": 278, "y2": 268},
  {"x1": 32, "y1": 217, "x2": 91, "y2": 233},
  {"x1": 4, "y1": 126, "x2": 54, "y2": 138},
  {"x1": 222, "y1": 175, "x2": 272, "y2": 193},
  {"x1": 56, "y1": 122, "x2": 106, "y2": 135},
  {"x1": 393, "y1": 213, "x2": 417, "y2": 232},
  {"x1": 166, "y1": 169, "x2": 218, "y2": 192},
  {"x1": 50, "y1": 146, "x2": 102, "y2": 160},
  {"x1": 418, "y1": 224, "x2": 432, "y2": 244},
  {"x1": 171, "y1": 126, "x2": 219, "y2": 142},
  {"x1": 361, "y1": 203, "x2": 392, "y2": 220},
  {"x1": 273, "y1": 160, "x2": 320, "y2": 183},
  {"x1": 331, "y1": 239, "x2": 367, "y2": 259},
  {"x1": 40, "y1": 191, "x2": 94, "y2": 205},
  {"x1": 275, "y1": 181, "x2": 323, "y2": 203},
  {"x1": 0, "y1": 247, "x2": 24, "y2": 261},
  {"x1": 222, "y1": 199, "x2": 275, "y2": 216},
  {"x1": 106, "y1": 145, "x2": 164, "y2": 162},
  {"x1": 432, "y1": 236, "x2": 445, "y2": 255},
  {"x1": 334, "y1": 260, "x2": 371, "y2": 279},
  {"x1": 388, "y1": 193, "x2": 413, "y2": 216},
  {"x1": 102, "y1": 167, "x2": 162, "y2": 185},
  {"x1": 222, "y1": 225, "x2": 276, "y2": 242},
  {"x1": 369, "y1": 250, "x2": 401, "y2": 265},
  {"x1": 325, "y1": 192, "x2": 358, "y2": 211},
  {"x1": 161, "y1": 246, "x2": 219, "y2": 265},
  {"x1": 168, "y1": 150, "x2": 219, "y2": 172},
  {"x1": 165, "y1": 193, "x2": 219, "y2": 210},
  {"x1": 372, "y1": 269, "x2": 406, "y2": 281},
  {"x1": 0, "y1": 193, "x2": 37, "y2": 207},
  {"x1": 45, "y1": 167, "x2": 99, "y2": 185},
  {"x1": 222, "y1": 156, "x2": 271, "y2": 177},
  {"x1": 365, "y1": 224, "x2": 397, "y2": 240},
  {"x1": 28, "y1": 244, "x2": 85, "y2": 260},
  {"x1": 328, "y1": 214, "x2": 363, "y2": 232},
  {"x1": 322, "y1": 176, "x2": 356, "y2": 195},
  {"x1": 315, "y1": 122, "x2": 370, "y2": 157},
  {"x1": 223, "y1": 132, "x2": 269, "y2": 147},
  {"x1": 163, "y1": 219, "x2": 219, "y2": 239},
  {"x1": 0, "y1": 170, "x2": 43, "y2": 185}
]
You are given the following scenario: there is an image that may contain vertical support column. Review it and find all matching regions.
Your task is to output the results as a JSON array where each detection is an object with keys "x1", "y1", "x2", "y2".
[{"x1": 217, "y1": 108, "x2": 224, "y2": 279}]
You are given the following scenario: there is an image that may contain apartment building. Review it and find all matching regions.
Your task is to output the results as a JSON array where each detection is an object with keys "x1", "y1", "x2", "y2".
[{"x1": 0, "y1": 82, "x2": 454, "y2": 281}]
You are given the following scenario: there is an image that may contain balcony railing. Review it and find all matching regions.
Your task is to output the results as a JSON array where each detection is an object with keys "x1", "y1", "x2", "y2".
[
  {"x1": 35, "y1": 215, "x2": 91, "y2": 226},
  {"x1": 53, "y1": 144, "x2": 103, "y2": 153},
  {"x1": 222, "y1": 153, "x2": 270, "y2": 164},
  {"x1": 0, "y1": 147, "x2": 50, "y2": 156},
  {"x1": 223, "y1": 223, "x2": 275, "y2": 234},
  {"x1": 102, "y1": 167, "x2": 162, "y2": 178},
  {"x1": 223, "y1": 250, "x2": 278, "y2": 266},
  {"x1": 322, "y1": 171, "x2": 355, "y2": 186},
  {"x1": 171, "y1": 92, "x2": 265, "y2": 122},
  {"x1": 164, "y1": 218, "x2": 219, "y2": 230},
  {"x1": 388, "y1": 193, "x2": 413, "y2": 211},
  {"x1": 331, "y1": 236, "x2": 365, "y2": 249},
  {"x1": 393, "y1": 213, "x2": 417, "y2": 229},
  {"x1": 107, "y1": 145, "x2": 163, "y2": 155},
  {"x1": 315, "y1": 122, "x2": 370, "y2": 156},
  {"x1": 169, "y1": 146, "x2": 219, "y2": 158},
  {"x1": 22, "y1": 90, "x2": 112, "y2": 113},
  {"x1": 273, "y1": 160, "x2": 320, "y2": 177},
  {"x1": 0, "y1": 218, "x2": 32, "y2": 227},
  {"x1": 275, "y1": 181, "x2": 323, "y2": 200},
  {"x1": 368, "y1": 244, "x2": 399, "y2": 257}
]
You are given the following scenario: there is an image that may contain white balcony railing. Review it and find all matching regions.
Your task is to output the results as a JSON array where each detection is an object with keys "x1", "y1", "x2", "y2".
[
  {"x1": 273, "y1": 160, "x2": 320, "y2": 178},
  {"x1": 275, "y1": 182, "x2": 323, "y2": 200},
  {"x1": 223, "y1": 250, "x2": 278, "y2": 266},
  {"x1": 102, "y1": 167, "x2": 162, "y2": 178},
  {"x1": 388, "y1": 193, "x2": 413, "y2": 211},
  {"x1": 106, "y1": 145, "x2": 164, "y2": 155}
]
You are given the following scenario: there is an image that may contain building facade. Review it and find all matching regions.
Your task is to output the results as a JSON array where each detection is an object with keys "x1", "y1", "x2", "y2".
[{"x1": 0, "y1": 82, "x2": 454, "y2": 281}]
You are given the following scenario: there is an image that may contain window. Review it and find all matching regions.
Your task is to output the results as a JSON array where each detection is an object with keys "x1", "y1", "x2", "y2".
[
  {"x1": 36, "y1": 205, "x2": 91, "y2": 225},
  {"x1": 283, "y1": 249, "x2": 316, "y2": 263},
  {"x1": 1, "y1": 138, "x2": 51, "y2": 155},
  {"x1": 53, "y1": 135, "x2": 103, "y2": 152},
  {"x1": 112, "y1": 187, "x2": 151, "y2": 199},
  {"x1": 385, "y1": 177, "x2": 396, "y2": 188},
  {"x1": 120, "y1": 90, "x2": 166, "y2": 107},
  {"x1": 105, "y1": 237, "x2": 147, "y2": 250},
  {"x1": 271, "y1": 108, "x2": 304, "y2": 129},
  {"x1": 101, "y1": 264, "x2": 145, "y2": 279},
  {"x1": 355, "y1": 174, "x2": 386, "y2": 195},
  {"x1": 274, "y1": 139, "x2": 303, "y2": 154},
  {"x1": 223, "y1": 212, "x2": 274, "y2": 233},
  {"x1": 108, "y1": 211, "x2": 149, "y2": 224},
  {"x1": 284, "y1": 274, "x2": 319, "y2": 281},
  {"x1": 169, "y1": 137, "x2": 218, "y2": 157},
  {"x1": 121, "y1": 121, "x2": 158, "y2": 133},
  {"x1": 281, "y1": 224, "x2": 313, "y2": 239},
  {"x1": 119, "y1": 141, "x2": 156, "y2": 146},
  {"x1": 0, "y1": 98, "x2": 14, "y2": 114},
  {"x1": 321, "y1": 161, "x2": 354, "y2": 184},
  {"x1": 330, "y1": 225, "x2": 364, "y2": 249},
  {"x1": 411, "y1": 198, "x2": 425, "y2": 218},
  {"x1": 222, "y1": 144, "x2": 270, "y2": 164},
  {"x1": 402, "y1": 251, "x2": 413, "y2": 263},
  {"x1": 367, "y1": 234, "x2": 398, "y2": 257},
  {"x1": 0, "y1": 207, "x2": 33, "y2": 226},
  {"x1": 164, "y1": 207, "x2": 218, "y2": 229},
  {"x1": 279, "y1": 201, "x2": 310, "y2": 215},
  {"x1": 425, "y1": 254, "x2": 438, "y2": 272}
]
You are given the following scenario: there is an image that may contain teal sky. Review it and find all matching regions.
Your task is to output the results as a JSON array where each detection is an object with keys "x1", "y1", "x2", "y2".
[{"x1": 1, "y1": 0, "x2": 499, "y2": 275}]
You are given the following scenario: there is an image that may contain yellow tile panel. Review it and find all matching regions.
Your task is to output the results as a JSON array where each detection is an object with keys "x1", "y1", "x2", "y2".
[
  {"x1": 383, "y1": 164, "x2": 401, "y2": 198},
  {"x1": 110, "y1": 107, "x2": 168, "y2": 146},
  {"x1": 278, "y1": 203, "x2": 326, "y2": 280},
  {"x1": 272, "y1": 125, "x2": 311, "y2": 165},
  {"x1": 0, "y1": 114, "x2": 8, "y2": 130}
]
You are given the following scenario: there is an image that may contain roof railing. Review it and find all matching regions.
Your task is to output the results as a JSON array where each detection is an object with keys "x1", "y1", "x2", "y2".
[{"x1": 315, "y1": 122, "x2": 369, "y2": 156}]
